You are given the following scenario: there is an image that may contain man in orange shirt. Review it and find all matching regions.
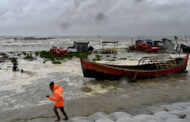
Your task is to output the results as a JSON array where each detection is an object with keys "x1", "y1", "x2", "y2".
[{"x1": 47, "y1": 82, "x2": 69, "y2": 121}]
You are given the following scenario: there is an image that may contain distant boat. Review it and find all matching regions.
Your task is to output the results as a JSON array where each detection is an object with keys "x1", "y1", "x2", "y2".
[
  {"x1": 80, "y1": 54, "x2": 189, "y2": 80},
  {"x1": 135, "y1": 40, "x2": 159, "y2": 53},
  {"x1": 50, "y1": 46, "x2": 68, "y2": 55}
]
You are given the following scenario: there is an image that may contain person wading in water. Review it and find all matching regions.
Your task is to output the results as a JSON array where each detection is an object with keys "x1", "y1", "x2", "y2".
[
  {"x1": 46, "y1": 82, "x2": 69, "y2": 121},
  {"x1": 12, "y1": 63, "x2": 19, "y2": 71}
]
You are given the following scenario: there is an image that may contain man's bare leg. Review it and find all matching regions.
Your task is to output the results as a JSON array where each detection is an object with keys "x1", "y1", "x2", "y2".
[
  {"x1": 59, "y1": 107, "x2": 69, "y2": 120},
  {"x1": 54, "y1": 106, "x2": 60, "y2": 121}
]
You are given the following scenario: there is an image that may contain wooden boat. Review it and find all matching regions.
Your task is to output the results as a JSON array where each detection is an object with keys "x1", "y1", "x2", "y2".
[{"x1": 80, "y1": 54, "x2": 189, "y2": 80}]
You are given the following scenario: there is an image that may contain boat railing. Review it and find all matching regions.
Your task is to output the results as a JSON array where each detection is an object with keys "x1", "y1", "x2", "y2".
[{"x1": 138, "y1": 56, "x2": 177, "y2": 70}]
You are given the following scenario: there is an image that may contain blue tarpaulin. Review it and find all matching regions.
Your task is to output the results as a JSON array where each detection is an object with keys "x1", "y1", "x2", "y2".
[
  {"x1": 136, "y1": 40, "x2": 152, "y2": 45},
  {"x1": 143, "y1": 40, "x2": 152, "y2": 44}
]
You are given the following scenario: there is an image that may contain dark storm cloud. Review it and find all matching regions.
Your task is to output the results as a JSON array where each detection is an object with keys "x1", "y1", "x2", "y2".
[
  {"x1": 95, "y1": 12, "x2": 106, "y2": 22},
  {"x1": 0, "y1": 0, "x2": 190, "y2": 36},
  {"x1": 134, "y1": 0, "x2": 145, "y2": 3},
  {"x1": 60, "y1": 22, "x2": 70, "y2": 29}
]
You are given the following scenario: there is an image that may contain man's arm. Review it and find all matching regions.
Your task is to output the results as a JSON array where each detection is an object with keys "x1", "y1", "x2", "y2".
[
  {"x1": 48, "y1": 93, "x2": 62, "y2": 101},
  {"x1": 49, "y1": 95, "x2": 58, "y2": 101}
]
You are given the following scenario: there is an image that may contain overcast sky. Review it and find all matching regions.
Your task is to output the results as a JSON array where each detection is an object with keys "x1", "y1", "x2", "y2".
[{"x1": 0, "y1": 0, "x2": 189, "y2": 36}]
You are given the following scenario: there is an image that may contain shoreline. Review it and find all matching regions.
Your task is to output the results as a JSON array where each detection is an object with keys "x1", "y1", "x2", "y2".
[
  {"x1": 1, "y1": 97, "x2": 190, "y2": 122},
  {"x1": 1, "y1": 78, "x2": 190, "y2": 122}
]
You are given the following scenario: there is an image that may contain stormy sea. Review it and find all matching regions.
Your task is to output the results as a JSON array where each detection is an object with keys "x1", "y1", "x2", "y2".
[{"x1": 0, "y1": 36, "x2": 190, "y2": 122}]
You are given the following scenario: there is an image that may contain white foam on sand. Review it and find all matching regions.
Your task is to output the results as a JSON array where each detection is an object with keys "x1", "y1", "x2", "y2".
[
  {"x1": 18, "y1": 58, "x2": 82, "y2": 75},
  {"x1": 0, "y1": 70, "x2": 39, "y2": 92},
  {"x1": 0, "y1": 58, "x2": 83, "y2": 92},
  {"x1": 81, "y1": 84, "x2": 111, "y2": 97},
  {"x1": 0, "y1": 58, "x2": 87, "y2": 110}
]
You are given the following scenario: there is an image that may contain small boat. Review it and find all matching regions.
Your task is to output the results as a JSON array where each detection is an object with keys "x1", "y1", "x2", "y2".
[
  {"x1": 80, "y1": 54, "x2": 189, "y2": 80},
  {"x1": 144, "y1": 46, "x2": 159, "y2": 53},
  {"x1": 180, "y1": 44, "x2": 190, "y2": 53},
  {"x1": 135, "y1": 40, "x2": 160, "y2": 53},
  {"x1": 50, "y1": 46, "x2": 68, "y2": 55}
]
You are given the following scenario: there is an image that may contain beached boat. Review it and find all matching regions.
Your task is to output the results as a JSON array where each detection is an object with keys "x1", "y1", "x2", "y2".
[
  {"x1": 50, "y1": 46, "x2": 68, "y2": 55},
  {"x1": 80, "y1": 54, "x2": 189, "y2": 80},
  {"x1": 135, "y1": 40, "x2": 159, "y2": 53}
]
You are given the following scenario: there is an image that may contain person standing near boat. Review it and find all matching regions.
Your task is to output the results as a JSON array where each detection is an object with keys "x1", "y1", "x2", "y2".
[{"x1": 46, "y1": 82, "x2": 69, "y2": 121}]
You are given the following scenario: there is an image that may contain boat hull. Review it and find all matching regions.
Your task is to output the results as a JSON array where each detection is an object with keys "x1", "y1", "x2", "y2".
[{"x1": 80, "y1": 55, "x2": 189, "y2": 80}]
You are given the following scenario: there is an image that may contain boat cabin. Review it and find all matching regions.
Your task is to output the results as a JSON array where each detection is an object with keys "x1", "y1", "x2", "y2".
[
  {"x1": 152, "y1": 41, "x2": 164, "y2": 47},
  {"x1": 68, "y1": 42, "x2": 89, "y2": 53},
  {"x1": 162, "y1": 38, "x2": 175, "y2": 53}
]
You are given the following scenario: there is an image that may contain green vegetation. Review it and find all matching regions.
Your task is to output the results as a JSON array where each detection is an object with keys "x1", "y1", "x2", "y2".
[
  {"x1": 119, "y1": 58, "x2": 127, "y2": 60},
  {"x1": 95, "y1": 55, "x2": 102, "y2": 60},
  {"x1": 10, "y1": 57, "x2": 18, "y2": 65},
  {"x1": 0, "y1": 52, "x2": 7, "y2": 56},
  {"x1": 128, "y1": 59, "x2": 136, "y2": 61},
  {"x1": 22, "y1": 51, "x2": 27, "y2": 55},
  {"x1": 67, "y1": 52, "x2": 91, "y2": 59},
  {"x1": 1, "y1": 51, "x2": 92, "y2": 64},
  {"x1": 38, "y1": 51, "x2": 92, "y2": 64},
  {"x1": 35, "y1": 51, "x2": 40, "y2": 56},
  {"x1": 39, "y1": 51, "x2": 91, "y2": 59},
  {"x1": 39, "y1": 51, "x2": 56, "y2": 61},
  {"x1": 108, "y1": 59, "x2": 115, "y2": 61},
  {"x1": 93, "y1": 51, "x2": 99, "y2": 54},
  {"x1": 106, "y1": 55, "x2": 110, "y2": 57},
  {"x1": 92, "y1": 58, "x2": 97, "y2": 62},
  {"x1": 92, "y1": 54, "x2": 102, "y2": 62},
  {"x1": 0, "y1": 53, "x2": 9, "y2": 63},
  {"x1": 52, "y1": 60, "x2": 62, "y2": 64},
  {"x1": 24, "y1": 54, "x2": 34, "y2": 60}
]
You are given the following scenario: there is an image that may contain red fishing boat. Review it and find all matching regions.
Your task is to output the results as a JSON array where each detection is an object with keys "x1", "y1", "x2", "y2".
[
  {"x1": 50, "y1": 46, "x2": 68, "y2": 55},
  {"x1": 80, "y1": 54, "x2": 189, "y2": 80}
]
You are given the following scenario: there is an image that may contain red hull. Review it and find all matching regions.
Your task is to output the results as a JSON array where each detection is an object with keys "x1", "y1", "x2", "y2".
[
  {"x1": 80, "y1": 54, "x2": 189, "y2": 80},
  {"x1": 136, "y1": 44, "x2": 159, "y2": 53},
  {"x1": 50, "y1": 46, "x2": 68, "y2": 55}
]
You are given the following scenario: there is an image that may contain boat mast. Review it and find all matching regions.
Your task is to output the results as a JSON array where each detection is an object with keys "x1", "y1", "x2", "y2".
[
  {"x1": 185, "y1": 35, "x2": 187, "y2": 45},
  {"x1": 98, "y1": 36, "x2": 101, "y2": 53}
]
